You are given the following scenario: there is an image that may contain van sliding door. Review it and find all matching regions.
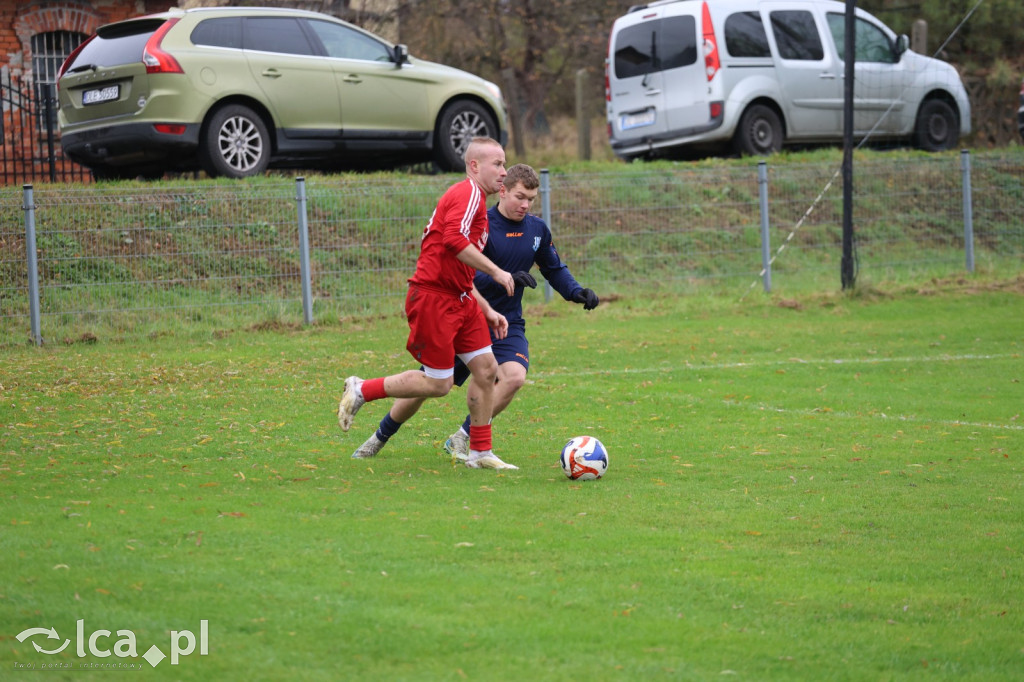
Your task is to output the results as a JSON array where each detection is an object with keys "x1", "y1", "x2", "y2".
[
  {"x1": 762, "y1": 6, "x2": 842, "y2": 137},
  {"x1": 825, "y1": 13, "x2": 908, "y2": 136}
]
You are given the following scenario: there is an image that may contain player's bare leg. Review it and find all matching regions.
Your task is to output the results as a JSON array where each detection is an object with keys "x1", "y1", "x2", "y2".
[
  {"x1": 446, "y1": 361, "x2": 526, "y2": 460},
  {"x1": 490, "y1": 361, "x2": 527, "y2": 418},
  {"x1": 383, "y1": 370, "x2": 452, "y2": 399},
  {"x1": 340, "y1": 368, "x2": 451, "y2": 431},
  {"x1": 462, "y1": 353, "x2": 517, "y2": 470}
]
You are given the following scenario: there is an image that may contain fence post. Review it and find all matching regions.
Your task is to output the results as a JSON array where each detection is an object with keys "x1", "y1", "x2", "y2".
[
  {"x1": 758, "y1": 161, "x2": 772, "y2": 293},
  {"x1": 960, "y1": 149, "x2": 974, "y2": 273},
  {"x1": 295, "y1": 177, "x2": 314, "y2": 325},
  {"x1": 44, "y1": 85, "x2": 57, "y2": 183},
  {"x1": 23, "y1": 184, "x2": 42, "y2": 346},
  {"x1": 575, "y1": 69, "x2": 591, "y2": 161},
  {"x1": 539, "y1": 169, "x2": 553, "y2": 302}
]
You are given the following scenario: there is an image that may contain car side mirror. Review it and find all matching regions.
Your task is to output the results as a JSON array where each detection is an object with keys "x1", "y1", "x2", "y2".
[
  {"x1": 895, "y1": 34, "x2": 909, "y2": 59},
  {"x1": 392, "y1": 44, "x2": 408, "y2": 67}
]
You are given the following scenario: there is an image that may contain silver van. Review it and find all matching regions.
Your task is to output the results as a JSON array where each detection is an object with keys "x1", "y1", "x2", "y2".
[{"x1": 605, "y1": 0, "x2": 971, "y2": 159}]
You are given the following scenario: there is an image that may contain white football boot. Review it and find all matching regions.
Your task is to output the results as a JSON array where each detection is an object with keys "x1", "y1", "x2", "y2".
[
  {"x1": 443, "y1": 428, "x2": 470, "y2": 462},
  {"x1": 465, "y1": 450, "x2": 519, "y2": 470},
  {"x1": 337, "y1": 376, "x2": 365, "y2": 432},
  {"x1": 351, "y1": 433, "x2": 385, "y2": 459}
]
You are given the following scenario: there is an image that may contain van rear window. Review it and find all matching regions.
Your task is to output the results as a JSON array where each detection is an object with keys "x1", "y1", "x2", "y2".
[
  {"x1": 614, "y1": 16, "x2": 697, "y2": 79},
  {"x1": 725, "y1": 12, "x2": 770, "y2": 58}
]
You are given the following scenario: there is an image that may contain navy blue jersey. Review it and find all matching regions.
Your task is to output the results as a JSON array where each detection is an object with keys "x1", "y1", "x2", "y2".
[{"x1": 473, "y1": 205, "x2": 583, "y2": 326}]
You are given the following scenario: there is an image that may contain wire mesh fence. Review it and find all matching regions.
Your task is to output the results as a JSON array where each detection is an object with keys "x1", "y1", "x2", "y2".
[{"x1": 1, "y1": 150, "x2": 1021, "y2": 346}]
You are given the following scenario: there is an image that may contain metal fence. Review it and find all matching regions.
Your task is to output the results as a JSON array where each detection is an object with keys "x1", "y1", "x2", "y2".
[
  {"x1": 1, "y1": 72, "x2": 92, "y2": 185},
  {"x1": 2, "y1": 150, "x2": 1022, "y2": 346}
]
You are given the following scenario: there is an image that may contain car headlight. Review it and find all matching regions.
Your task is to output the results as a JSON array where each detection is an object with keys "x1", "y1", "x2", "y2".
[{"x1": 484, "y1": 80, "x2": 505, "y2": 106}]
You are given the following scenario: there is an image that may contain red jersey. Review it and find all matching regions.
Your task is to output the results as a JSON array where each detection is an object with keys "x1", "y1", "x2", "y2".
[{"x1": 409, "y1": 178, "x2": 489, "y2": 294}]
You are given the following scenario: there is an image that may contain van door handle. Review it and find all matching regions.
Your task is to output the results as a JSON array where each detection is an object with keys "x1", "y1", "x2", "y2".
[
  {"x1": 645, "y1": 89, "x2": 662, "y2": 96},
  {"x1": 819, "y1": 72, "x2": 837, "y2": 80}
]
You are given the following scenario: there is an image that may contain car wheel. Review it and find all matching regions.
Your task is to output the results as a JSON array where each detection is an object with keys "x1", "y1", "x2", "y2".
[
  {"x1": 434, "y1": 101, "x2": 498, "y2": 172},
  {"x1": 201, "y1": 104, "x2": 271, "y2": 178},
  {"x1": 913, "y1": 99, "x2": 958, "y2": 152},
  {"x1": 734, "y1": 104, "x2": 783, "y2": 156}
]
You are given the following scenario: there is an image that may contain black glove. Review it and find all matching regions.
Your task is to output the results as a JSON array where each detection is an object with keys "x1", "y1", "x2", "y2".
[
  {"x1": 511, "y1": 271, "x2": 537, "y2": 289},
  {"x1": 573, "y1": 288, "x2": 599, "y2": 311}
]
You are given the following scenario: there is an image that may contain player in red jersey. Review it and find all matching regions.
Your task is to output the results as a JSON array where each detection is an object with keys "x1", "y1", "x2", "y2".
[{"x1": 337, "y1": 137, "x2": 519, "y2": 470}]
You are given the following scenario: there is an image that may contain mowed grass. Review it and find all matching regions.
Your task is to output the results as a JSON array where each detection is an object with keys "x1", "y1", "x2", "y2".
[{"x1": 2, "y1": 283, "x2": 1022, "y2": 681}]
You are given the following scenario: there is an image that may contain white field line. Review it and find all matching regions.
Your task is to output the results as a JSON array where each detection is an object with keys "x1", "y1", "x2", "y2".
[
  {"x1": 533, "y1": 353, "x2": 1023, "y2": 432},
  {"x1": 718, "y1": 400, "x2": 1024, "y2": 432},
  {"x1": 535, "y1": 353, "x2": 1018, "y2": 377}
]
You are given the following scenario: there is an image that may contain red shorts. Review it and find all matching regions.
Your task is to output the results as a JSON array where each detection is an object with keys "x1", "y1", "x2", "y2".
[{"x1": 405, "y1": 284, "x2": 492, "y2": 370}]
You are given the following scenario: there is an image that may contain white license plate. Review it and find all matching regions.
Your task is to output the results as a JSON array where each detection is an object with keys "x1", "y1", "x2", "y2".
[
  {"x1": 82, "y1": 85, "x2": 119, "y2": 105},
  {"x1": 621, "y1": 109, "x2": 655, "y2": 130}
]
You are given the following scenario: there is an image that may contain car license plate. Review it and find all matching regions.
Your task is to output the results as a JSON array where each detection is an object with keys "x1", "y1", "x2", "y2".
[
  {"x1": 621, "y1": 109, "x2": 655, "y2": 130},
  {"x1": 82, "y1": 85, "x2": 119, "y2": 105}
]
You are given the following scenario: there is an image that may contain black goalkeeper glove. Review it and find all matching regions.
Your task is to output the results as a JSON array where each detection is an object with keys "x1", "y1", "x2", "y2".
[
  {"x1": 573, "y1": 288, "x2": 599, "y2": 311},
  {"x1": 511, "y1": 271, "x2": 537, "y2": 289}
]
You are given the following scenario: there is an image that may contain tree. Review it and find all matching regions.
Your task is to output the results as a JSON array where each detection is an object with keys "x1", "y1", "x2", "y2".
[
  {"x1": 861, "y1": 0, "x2": 1023, "y2": 67},
  {"x1": 395, "y1": 0, "x2": 621, "y2": 139},
  {"x1": 861, "y1": 0, "x2": 1024, "y2": 145}
]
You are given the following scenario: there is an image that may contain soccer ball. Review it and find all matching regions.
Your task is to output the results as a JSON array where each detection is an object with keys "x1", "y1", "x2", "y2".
[{"x1": 560, "y1": 436, "x2": 609, "y2": 480}]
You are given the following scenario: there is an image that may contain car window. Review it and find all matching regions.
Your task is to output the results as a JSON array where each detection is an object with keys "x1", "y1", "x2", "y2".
[
  {"x1": 613, "y1": 16, "x2": 696, "y2": 79},
  {"x1": 826, "y1": 14, "x2": 896, "y2": 64},
  {"x1": 191, "y1": 17, "x2": 242, "y2": 49},
  {"x1": 70, "y1": 21, "x2": 159, "y2": 69},
  {"x1": 614, "y1": 22, "x2": 656, "y2": 79},
  {"x1": 659, "y1": 17, "x2": 697, "y2": 70},
  {"x1": 725, "y1": 11, "x2": 771, "y2": 58},
  {"x1": 306, "y1": 19, "x2": 391, "y2": 62},
  {"x1": 243, "y1": 17, "x2": 316, "y2": 56},
  {"x1": 770, "y1": 10, "x2": 824, "y2": 61}
]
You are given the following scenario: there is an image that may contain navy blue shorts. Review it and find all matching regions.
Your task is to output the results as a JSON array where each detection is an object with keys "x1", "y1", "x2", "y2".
[{"x1": 453, "y1": 324, "x2": 529, "y2": 387}]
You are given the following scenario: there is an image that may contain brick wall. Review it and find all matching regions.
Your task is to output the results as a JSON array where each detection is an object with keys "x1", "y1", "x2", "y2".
[
  {"x1": 3, "y1": 1, "x2": 176, "y2": 81},
  {"x1": 1, "y1": 1, "x2": 175, "y2": 184}
]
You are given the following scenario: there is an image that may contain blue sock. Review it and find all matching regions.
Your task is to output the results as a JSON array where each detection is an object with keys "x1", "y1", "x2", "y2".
[
  {"x1": 460, "y1": 415, "x2": 471, "y2": 434},
  {"x1": 376, "y1": 413, "x2": 402, "y2": 442}
]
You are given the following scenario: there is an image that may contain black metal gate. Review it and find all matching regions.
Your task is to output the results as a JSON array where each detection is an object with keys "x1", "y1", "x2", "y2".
[{"x1": 1, "y1": 70, "x2": 91, "y2": 185}]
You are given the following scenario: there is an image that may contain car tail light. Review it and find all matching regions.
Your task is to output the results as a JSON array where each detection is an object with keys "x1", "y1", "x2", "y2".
[
  {"x1": 701, "y1": 2, "x2": 719, "y2": 82},
  {"x1": 153, "y1": 123, "x2": 187, "y2": 135},
  {"x1": 143, "y1": 18, "x2": 183, "y2": 74},
  {"x1": 710, "y1": 101, "x2": 723, "y2": 119},
  {"x1": 602, "y1": 30, "x2": 610, "y2": 100}
]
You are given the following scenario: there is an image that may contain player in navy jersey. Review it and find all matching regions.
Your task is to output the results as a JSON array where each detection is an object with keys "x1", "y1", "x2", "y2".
[{"x1": 350, "y1": 163, "x2": 599, "y2": 463}]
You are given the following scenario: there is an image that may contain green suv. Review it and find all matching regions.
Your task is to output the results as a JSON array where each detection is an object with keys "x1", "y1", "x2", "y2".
[{"x1": 57, "y1": 7, "x2": 508, "y2": 179}]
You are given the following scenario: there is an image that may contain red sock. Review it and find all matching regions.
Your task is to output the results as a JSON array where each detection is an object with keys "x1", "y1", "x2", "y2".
[
  {"x1": 360, "y1": 377, "x2": 387, "y2": 402},
  {"x1": 469, "y1": 424, "x2": 492, "y2": 452}
]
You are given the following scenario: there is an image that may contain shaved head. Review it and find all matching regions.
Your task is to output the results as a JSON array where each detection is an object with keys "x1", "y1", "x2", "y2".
[
  {"x1": 464, "y1": 137, "x2": 506, "y2": 196},
  {"x1": 464, "y1": 137, "x2": 503, "y2": 165}
]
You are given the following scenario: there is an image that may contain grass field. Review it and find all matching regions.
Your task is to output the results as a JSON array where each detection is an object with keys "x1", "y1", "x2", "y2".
[{"x1": 2, "y1": 281, "x2": 1023, "y2": 680}]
